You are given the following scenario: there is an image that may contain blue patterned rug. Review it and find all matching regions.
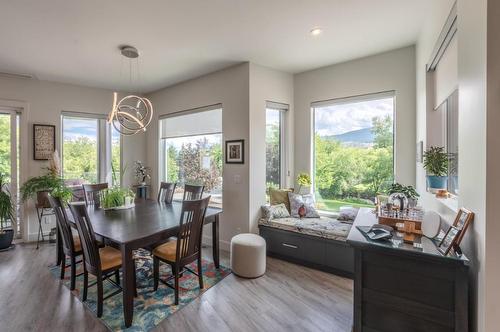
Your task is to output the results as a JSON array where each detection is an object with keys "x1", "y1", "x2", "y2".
[{"x1": 49, "y1": 249, "x2": 231, "y2": 331}]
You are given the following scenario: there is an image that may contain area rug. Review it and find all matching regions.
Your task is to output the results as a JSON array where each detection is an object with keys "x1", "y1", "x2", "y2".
[{"x1": 49, "y1": 249, "x2": 231, "y2": 331}]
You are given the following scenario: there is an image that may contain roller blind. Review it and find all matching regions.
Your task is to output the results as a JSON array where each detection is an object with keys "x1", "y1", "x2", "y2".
[
  {"x1": 160, "y1": 105, "x2": 222, "y2": 139},
  {"x1": 433, "y1": 34, "x2": 458, "y2": 108}
]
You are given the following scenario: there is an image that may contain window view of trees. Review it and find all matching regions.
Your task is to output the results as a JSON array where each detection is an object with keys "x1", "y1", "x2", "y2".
[
  {"x1": 164, "y1": 134, "x2": 223, "y2": 207},
  {"x1": 63, "y1": 117, "x2": 99, "y2": 183},
  {"x1": 0, "y1": 115, "x2": 11, "y2": 177},
  {"x1": 314, "y1": 97, "x2": 394, "y2": 211},
  {"x1": 266, "y1": 109, "x2": 281, "y2": 189},
  {"x1": 111, "y1": 127, "x2": 121, "y2": 186}
]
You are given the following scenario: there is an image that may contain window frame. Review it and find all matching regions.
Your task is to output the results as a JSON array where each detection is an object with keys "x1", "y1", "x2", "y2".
[
  {"x1": 265, "y1": 101, "x2": 288, "y2": 189},
  {"x1": 61, "y1": 112, "x2": 121, "y2": 185},
  {"x1": 311, "y1": 91, "x2": 396, "y2": 212},
  {"x1": 158, "y1": 104, "x2": 223, "y2": 207}
]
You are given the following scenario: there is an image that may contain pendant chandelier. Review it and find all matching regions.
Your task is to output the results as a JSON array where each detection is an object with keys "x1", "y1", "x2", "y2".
[{"x1": 108, "y1": 45, "x2": 153, "y2": 136}]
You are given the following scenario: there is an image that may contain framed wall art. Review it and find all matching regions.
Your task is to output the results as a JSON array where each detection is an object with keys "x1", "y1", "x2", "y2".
[
  {"x1": 33, "y1": 124, "x2": 56, "y2": 160},
  {"x1": 225, "y1": 139, "x2": 244, "y2": 164}
]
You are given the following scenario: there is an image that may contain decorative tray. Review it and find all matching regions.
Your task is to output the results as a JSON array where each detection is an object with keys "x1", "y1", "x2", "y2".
[{"x1": 103, "y1": 203, "x2": 135, "y2": 211}]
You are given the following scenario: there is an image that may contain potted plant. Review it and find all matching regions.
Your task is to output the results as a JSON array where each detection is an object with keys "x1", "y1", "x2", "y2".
[
  {"x1": 296, "y1": 172, "x2": 312, "y2": 194},
  {"x1": 134, "y1": 161, "x2": 150, "y2": 186},
  {"x1": 0, "y1": 173, "x2": 15, "y2": 250},
  {"x1": 423, "y1": 146, "x2": 449, "y2": 190},
  {"x1": 388, "y1": 183, "x2": 420, "y2": 207},
  {"x1": 20, "y1": 150, "x2": 64, "y2": 207},
  {"x1": 101, "y1": 187, "x2": 136, "y2": 210}
]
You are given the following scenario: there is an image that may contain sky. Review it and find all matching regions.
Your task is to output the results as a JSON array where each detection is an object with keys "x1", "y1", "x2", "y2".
[
  {"x1": 63, "y1": 117, "x2": 120, "y2": 144},
  {"x1": 314, "y1": 97, "x2": 394, "y2": 136}
]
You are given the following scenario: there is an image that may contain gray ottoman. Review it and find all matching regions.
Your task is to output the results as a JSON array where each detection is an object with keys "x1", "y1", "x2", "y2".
[{"x1": 230, "y1": 233, "x2": 266, "y2": 278}]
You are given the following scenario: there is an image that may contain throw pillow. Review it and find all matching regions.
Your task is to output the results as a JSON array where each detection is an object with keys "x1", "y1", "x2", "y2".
[
  {"x1": 269, "y1": 188, "x2": 293, "y2": 213},
  {"x1": 261, "y1": 203, "x2": 291, "y2": 221},
  {"x1": 288, "y1": 192, "x2": 320, "y2": 218},
  {"x1": 337, "y1": 207, "x2": 359, "y2": 222}
]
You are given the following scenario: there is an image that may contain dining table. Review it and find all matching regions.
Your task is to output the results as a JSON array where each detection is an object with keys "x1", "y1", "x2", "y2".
[{"x1": 59, "y1": 198, "x2": 223, "y2": 327}]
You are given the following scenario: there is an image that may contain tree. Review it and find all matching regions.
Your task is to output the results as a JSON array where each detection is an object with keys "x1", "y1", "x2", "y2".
[
  {"x1": 266, "y1": 123, "x2": 280, "y2": 187},
  {"x1": 63, "y1": 136, "x2": 98, "y2": 183},
  {"x1": 372, "y1": 115, "x2": 393, "y2": 149},
  {"x1": 0, "y1": 117, "x2": 11, "y2": 177}
]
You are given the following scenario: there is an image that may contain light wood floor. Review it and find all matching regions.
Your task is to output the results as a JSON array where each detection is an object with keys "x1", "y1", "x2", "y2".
[{"x1": 0, "y1": 242, "x2": 353, "y2": 332}]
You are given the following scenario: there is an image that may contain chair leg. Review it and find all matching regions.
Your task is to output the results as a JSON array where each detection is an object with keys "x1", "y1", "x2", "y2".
[
  {"x1": 197, "y1": 256, "x2": 204, "y2": 289},
  {"x1": 97, "y1": 278, "x2": 103, "y2": 318},
  {"x1": 153, "y1": 257, "x2": 159, "y2": 291},
  {"x1": 174, "y1": 264, "x2": 180, "y2": 305},
  {"x1": 70, "y1": 255, "x2": 77, "y2": 290},
  {"x1": 133, "y1": 261, "x2": 138, "y2": 297},
  {"x1": 114, "y1": 269, "x2": 120, "y2": 286},
  {"x1": 60, "y1": 254, "x2": 66, "y2": 280},
  {"x1": 82, "y1": 270, "x2": 88, "y2": 301}
]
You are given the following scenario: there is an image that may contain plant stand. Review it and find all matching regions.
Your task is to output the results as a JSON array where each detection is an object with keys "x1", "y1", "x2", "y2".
[{"x1": 35, "y1": 204, "x2": 54, "y2": 249}]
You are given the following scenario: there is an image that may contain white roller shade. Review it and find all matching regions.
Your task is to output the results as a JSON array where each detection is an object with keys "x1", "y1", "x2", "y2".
[
  {"x1": 433, "y1": 34, "x2": 458, "y2": 108},
  {"x1": 160, "y1": 106, "x2": 222, "y2": 139}
]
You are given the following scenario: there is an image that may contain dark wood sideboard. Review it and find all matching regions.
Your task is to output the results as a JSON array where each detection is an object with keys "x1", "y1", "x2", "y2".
[{"x1": 347, "y1": 209, "x2": 469, "y2": 332}]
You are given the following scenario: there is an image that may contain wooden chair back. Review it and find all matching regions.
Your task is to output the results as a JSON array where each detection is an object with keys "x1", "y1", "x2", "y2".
[
  {"x1": 82, "y1": 183, "x2": 108, "y2": 207},
  {"x1": 47, "y1": 194, "x2": 76, "y2": 255},
  {"x1": 68, "y1": 202, "x2": 101, "y2": 275},
  {"x1": 176, "y1": 196, "x2": 211, "y2": 264},
  {"x1": 158, "y1": 182, "x2": 177, "y2": 203},
  {"x1": 183, "y1": 184, "x2": 204, "y2": 201}
]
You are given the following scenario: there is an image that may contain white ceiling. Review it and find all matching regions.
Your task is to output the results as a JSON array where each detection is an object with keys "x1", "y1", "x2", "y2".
[{"x1": 0, "y1": 0, "x2": 437, "y2": 93}]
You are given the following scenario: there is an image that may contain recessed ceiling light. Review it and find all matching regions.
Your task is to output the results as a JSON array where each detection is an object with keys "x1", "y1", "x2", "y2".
[{"x1": 310, "y1": 28, "x2": 322, "y2": 36}]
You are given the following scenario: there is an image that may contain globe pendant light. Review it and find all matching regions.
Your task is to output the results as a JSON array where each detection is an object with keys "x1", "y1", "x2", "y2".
[{"x1": 108, "y1": 46, "x2": 153, "y2": 136}]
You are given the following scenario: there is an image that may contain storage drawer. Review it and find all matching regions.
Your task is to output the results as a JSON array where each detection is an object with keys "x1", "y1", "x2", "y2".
[{"x1": 260, "y1": 227, "x2": 305, "y2": 260}]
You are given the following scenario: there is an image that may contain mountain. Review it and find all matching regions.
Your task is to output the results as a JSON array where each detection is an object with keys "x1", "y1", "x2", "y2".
[{"x1": 324, "y1": 127, "x2": 374, "y2": 144}]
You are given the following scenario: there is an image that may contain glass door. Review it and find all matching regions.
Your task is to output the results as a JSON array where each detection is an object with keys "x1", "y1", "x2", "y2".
[{"x1": 0, "y1": 110, "x2": 20, "y2": 237}]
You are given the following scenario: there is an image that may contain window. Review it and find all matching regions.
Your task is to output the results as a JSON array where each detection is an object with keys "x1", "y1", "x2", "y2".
[
  {"x1": 62, "y1": 116, "x2": 99, "y2": 183},
  {"x1": 159, "y1": 105, "x2": 223, "y2": 207},
  {"x1": 62, "y1": 113, "x2": 120, "y2": 185},
  {"x1": 313, "y1": 93, "x2": 395, "y2": 212},
  {"x1": 266, "y1": 102, "x2": 287, "y2": 189}
]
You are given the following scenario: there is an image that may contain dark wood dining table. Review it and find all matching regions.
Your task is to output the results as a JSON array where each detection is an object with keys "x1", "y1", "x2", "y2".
[{"x1": 59, "y1": 198, "x2": 223, "y2": 327}]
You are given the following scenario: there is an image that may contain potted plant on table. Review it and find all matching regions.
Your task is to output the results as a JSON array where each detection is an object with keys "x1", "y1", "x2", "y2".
[
  {"x1": 388, "y1": 183, "x2": 420, "y2": 207},
  {"x1": 0, "y1": 173, "x2": 15, "y2": 250},
  {"x1": 101, "y1": 187, "x2": 136, "y2": 210},
  {"x1": 423, "y1": 146, "x2": 449, "y2": 190}
]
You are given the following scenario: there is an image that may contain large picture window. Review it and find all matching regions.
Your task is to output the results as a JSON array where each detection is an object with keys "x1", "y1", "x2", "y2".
[
  {"x1": 62, "y1": 113, "x2": 121, "y2": 185},
  {"x1": 159, "y1": 105, "x2": 223, "y2": 207},
  {"x1": 313, "y1": 93, "x2": 395, "y2": 212},
  {"x1": 266, "y1": 102, "x2": 287, "y2": 189}
]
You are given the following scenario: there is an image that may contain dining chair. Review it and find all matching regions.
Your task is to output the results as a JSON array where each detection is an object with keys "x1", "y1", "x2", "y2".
[
  {"x1": 82, "y1": 183, "x2": 108, "y2": 207},
  {"x1": 157, "y1": 182, "x2": 177, "y2": 203},
  {"x1": 48, "y1": 194, "x2": 83, "y2": 291},
  {"x1": 68, "y1": 202, "x2": 137, "y2": 317},
  {"x1": 182, "y1": 184, "x2": 204, "y2": 201},
  {"x1": 152, "y1": 196, "x2": 211, "y2": 305}
]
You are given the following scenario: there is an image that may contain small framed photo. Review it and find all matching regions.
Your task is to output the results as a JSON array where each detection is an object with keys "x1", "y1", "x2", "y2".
[
  {"x1": 438, "y1": 226, "x2": 461, "y2": 256},
  {"x1": 225, "y1": 139, "x2": 244, "y2": 164},
  {"x1": 33, "y1": 124, "x2": 56, "y2": 160},
  {"x1": 452, "y1": 207, "x2": 474, "y2": 245}
]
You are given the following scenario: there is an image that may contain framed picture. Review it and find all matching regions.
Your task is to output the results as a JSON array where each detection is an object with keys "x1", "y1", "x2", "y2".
[
  {"x1": 33, "y1": 124, "x2": 56, "y2": 160},
  {"x1": 225, "y1": 139, "x2": 244, "y2": 164},
  {"x1": 438, "y1": 226, "x2": 461, "y2": 256},
  {"x1": 452, "y1": 207, "x2": 474, "y2": 245}
]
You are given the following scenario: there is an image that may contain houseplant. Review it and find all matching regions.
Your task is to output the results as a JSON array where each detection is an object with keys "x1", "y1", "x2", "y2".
[
  {"x1": 423, "y1": 146, "x2": 449, "y2": 190},
  {"x1": 0, "y1": 173, "x2": 15, "y2": 250},
  {"x1": 388, "y1": 183, "x2": 420, "y2": 207},
  {"x1": 134, "y1": 161, "x2": 151, "y2": 186},
  {"x1": 296, "y1": 173, "x2": 312, "y2": 194},
  {"x1": 101, "y1": 187, "x2": 136, "y2": 210}
]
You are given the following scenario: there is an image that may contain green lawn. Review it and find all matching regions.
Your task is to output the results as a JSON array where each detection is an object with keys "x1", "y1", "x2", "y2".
[{"x1": 316, "y1": 198, "x2": 374, "y2": 212}]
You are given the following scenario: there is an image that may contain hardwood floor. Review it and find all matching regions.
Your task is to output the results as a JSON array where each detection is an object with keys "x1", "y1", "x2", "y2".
[{"x1": 0, "y1": 242, "x2": 353, "y2": 332}]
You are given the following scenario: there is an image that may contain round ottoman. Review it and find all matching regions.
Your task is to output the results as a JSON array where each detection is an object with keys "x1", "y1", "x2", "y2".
[{"x1": 230, "y1": 233, "x2": 266, "y2": 278}]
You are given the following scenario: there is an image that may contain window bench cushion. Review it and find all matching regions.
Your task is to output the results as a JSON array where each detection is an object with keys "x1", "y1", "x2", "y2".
[{"x1": 258, "y1": 216, "x2": 352, "y2": 241}]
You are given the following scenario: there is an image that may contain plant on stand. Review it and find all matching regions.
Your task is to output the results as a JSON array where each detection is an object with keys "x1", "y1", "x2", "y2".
[
  {"x1": 0, "y1": 173, "x2": 15, "y2": 250},
  {"x1": 134, "y1": 161, "x2": 151, "y2": 186},
  {"x1": 423, "y1": 146, "x2": 449, "y2": 191}
]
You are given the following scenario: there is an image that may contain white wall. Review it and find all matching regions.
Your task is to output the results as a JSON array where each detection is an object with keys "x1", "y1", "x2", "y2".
[
  {"x1": 0, "y1": 77, "x2": 146, "y2": 240},
  {"x1": 294, "y1": 46, "x2": 417, "y2": 187},
  {"x1": 249, "y1": 63, "x2": 294, "y2": 233},
  {"x1": 146, "y1": 63, "x2": 250, "y2": 250}
]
